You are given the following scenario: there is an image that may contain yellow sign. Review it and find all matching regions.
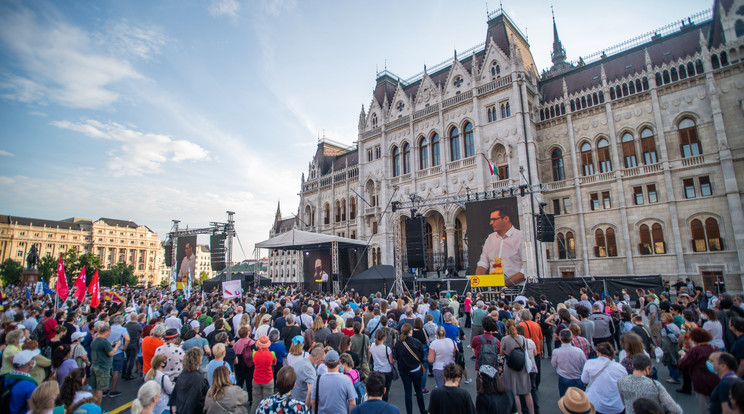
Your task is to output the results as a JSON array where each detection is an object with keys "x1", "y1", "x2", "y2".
[{"x1": 470, "y1": 274, "x2": 505, "y2": 288}]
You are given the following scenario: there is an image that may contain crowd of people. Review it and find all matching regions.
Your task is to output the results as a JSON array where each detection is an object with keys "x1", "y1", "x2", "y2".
[{"x1": 1, "y1": 278, "x2": 744, "y2": 414}]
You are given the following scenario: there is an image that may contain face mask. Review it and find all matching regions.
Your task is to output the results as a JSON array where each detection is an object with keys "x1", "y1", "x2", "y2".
[
  {"x1": 701, "y1": 315, "x2": 708, "y2": 321},
  {"x1": 706, "y1": 361, "x2": 716, "y2": 374},
  {"x1": 30, "y1": 361, "x2": 36, "y2": 370}
]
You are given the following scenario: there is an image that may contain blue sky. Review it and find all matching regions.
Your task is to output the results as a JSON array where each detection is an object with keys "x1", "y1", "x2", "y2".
[{"x1": 0, "y1": 0, "x2": 709, "y2": 260}]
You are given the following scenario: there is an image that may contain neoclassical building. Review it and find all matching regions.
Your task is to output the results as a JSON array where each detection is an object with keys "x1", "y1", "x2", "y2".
[
  {"x1": 0, "y1": 215, "x2": 166, "y2": 286},
  {"x1": 283, "y1": 1, "x2": 744, "y2": 291}
]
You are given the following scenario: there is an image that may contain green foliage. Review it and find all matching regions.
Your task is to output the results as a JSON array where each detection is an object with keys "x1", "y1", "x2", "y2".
[
  {"x1": 0, "y1": 259, "x2": 24, "y2": 286},
  {"x1": 194, "y1": 271, "x2": 209, "y2": 286},
  {"x1": 98, "y1": 263, "x2": 137, "y2": 287},
  {"x1": 38, "y1": 255, "x2": 57, "y2": 283}
]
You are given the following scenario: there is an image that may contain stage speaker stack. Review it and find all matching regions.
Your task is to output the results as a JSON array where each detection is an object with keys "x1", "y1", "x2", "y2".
[
  {"x1": 405, "y1": 216, "x2": 428, "y2": 268},
  {"x1": 210, "y1": 233, "x2": 227, "y2": 271},
  {"x1": 535, "y1": 214, "x2": 556, "y2": 242},
  {"x1": 164, "y1": 239, "x2": 173, "y2": 267}
]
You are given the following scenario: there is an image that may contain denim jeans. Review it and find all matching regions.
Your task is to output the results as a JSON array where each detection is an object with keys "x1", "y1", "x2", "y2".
[
  {"x1": 667, "y1": 364, "x2": 681, "y2": 381},
  {"x1": 433, "y1": 369, "x2": 445, "y2": 389},
  {"x1": 400, "y1": 369, "x2": 426, "y2": 414},
  {"x1": 123, "y1": 347, "x2": 137, "y2": 377},
  {"x1": 558, "y1": 375, "x2": 584, "y2": 397}
]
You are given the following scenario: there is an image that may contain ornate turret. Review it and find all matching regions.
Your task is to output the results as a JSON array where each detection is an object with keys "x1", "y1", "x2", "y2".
[{"x1": 550, "y1": 8, "x2": 567, "y2": 67}]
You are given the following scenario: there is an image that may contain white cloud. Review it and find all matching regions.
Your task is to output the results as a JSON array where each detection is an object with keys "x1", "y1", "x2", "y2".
[
  {"x1": 51, "y1": 119, "x2": 209, "y2": 176},
  {"x1": 103, "y1": 20, "x2": 168, "y2": 60},
  {"x1": 0, "y1": 5, "x2": 151, "y2": 108},
  {"x1": 208, "y1": 0, "x2": 240, "y2": 18},
  {"x1": 0, "y1": 149, "x2": 14, "y2": 156}
]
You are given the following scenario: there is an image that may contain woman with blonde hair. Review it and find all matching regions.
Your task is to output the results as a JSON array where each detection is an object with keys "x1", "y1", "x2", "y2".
[
  {"x1": 238, "y1": 313, "x2": 251, "y2": 331},
  {"x1": 427, "y1": 326, "x2": 455, "y2": 389},
  {"x1": 28, "y1": 380, "x2": 60, "y2": 414},
  {"x1": 131, "y1": 380, "x2": 161, "y2": 414},
  {"x1": 1, "y1": 329, "x2": 24, "y2": 375},
  {"x1": 204, "y1": 365, "x2": 249, "y2": 414},
  {"x1": 144, "y1": 354, "x2": 173, "y2": 414},
  {"x1": 499, "y1": 319, "x2": 535, "y2": 414},
  {"x1": 286, "y1": 335, "x2": 309, "y2": 366}
]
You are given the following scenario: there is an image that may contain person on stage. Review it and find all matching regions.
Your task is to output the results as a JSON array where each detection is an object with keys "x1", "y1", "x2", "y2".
[
  {"x1": 178, "y1": 242, "x2": 196, "y2": 288},
  {"x1": 475, "y1": 208, "x2": 524, "y2": 286}
]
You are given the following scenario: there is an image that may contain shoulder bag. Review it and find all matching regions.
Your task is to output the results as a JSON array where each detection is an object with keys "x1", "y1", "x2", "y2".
[
  {"x1": 451, "y1": 338, "x2": 465, "y2": 366},
  {"x1": 385, "y1": 345, "x2": 400, "y2": 380},
  {"x1": 402, "y1": 339, "x2": 426, "y2": 375},
  {"x1": 586, "y1": 359, "x2": 612, "y2": 389}
]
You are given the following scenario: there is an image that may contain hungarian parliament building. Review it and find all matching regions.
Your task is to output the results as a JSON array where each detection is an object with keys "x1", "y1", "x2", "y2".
[{"x1": 268, "y1": 0, "x2": 744, "y2": 293}]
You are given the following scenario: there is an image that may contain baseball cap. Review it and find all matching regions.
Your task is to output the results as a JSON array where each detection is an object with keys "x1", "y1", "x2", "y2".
[
  {"x1": 71, "y1": 332, "x2": 86, "y2": 342},
  {"x1": 324, "y1": 350, "x2": 339, "y2": 364},
  {"x1": 13, "y1": 349, "x2": 40, "y2": 366}
]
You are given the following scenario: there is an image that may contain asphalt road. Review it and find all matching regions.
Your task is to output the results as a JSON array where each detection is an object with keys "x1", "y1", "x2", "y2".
[{"x1": 103, "y1": 328, "x2": 700, "y2": 414}]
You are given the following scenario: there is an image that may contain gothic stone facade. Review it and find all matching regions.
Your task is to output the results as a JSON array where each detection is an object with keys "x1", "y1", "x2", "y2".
[{"x1": 291, "y1": 1, "x2": 744, "y2": 292}]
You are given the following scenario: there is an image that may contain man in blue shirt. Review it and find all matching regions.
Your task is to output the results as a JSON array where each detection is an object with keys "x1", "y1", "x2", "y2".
[
  {"x1": 6, "y1": 350, "x2": 39, "y2": 414},
  {"x1": 729, "y1": 317, "x2": 744, "y2": 377},
  {"x1": 442, "y1": 312, "x2": 459, "y2": 341}
]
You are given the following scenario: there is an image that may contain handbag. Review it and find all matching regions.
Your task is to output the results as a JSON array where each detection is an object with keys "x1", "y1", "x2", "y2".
[
  {"x1": 402, "y1": 339, "x2": 426, "y2": 375},
  {"x1": 451, "y1": 339, "x2": 465, "y2": 366},
  {"x1": 385, "y1": 345, "x2": 399, "y2": 380}
]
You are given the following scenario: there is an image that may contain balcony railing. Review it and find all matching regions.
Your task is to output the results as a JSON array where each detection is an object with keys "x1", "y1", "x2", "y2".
[
  {"x1": 413, "y1": 104, "x2": 440, "y2": 120},
  {"x1": 579, "y1": 171, "x2": 614, "y2": 185},
  {"x1": 442, "y1": 91, "x2": 473, "y2": 109},
  {"x1": 681, "y1": 154, "x2": 705, "y2": 167},
  {"x1": 387, "y1": 115, "x2": 410, "y2": 130},
  {"x1": 477, "y1": 75, "x2": 512, "y2": 95},
  {"x1": 542, "y1": 179, "x2": 572, "y2": 191},
  {"x1": 622, "y1": 162, "x2": 662, "y2": 177}
]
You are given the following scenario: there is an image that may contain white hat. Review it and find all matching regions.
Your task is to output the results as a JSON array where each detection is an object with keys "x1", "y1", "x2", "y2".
[
  {"x1": 13, "y1": 349, "x2": 40, "y2": 366},
  {"x1": 71, "y1": 331, "x2": 86, "y2": 342}
]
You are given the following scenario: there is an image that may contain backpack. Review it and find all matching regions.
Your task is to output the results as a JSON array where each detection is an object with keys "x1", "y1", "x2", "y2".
[
  {"x1": 505, "y1": 336, "x2": 526, "y2": 371},
  {"x1": 477, "y1": 335, "x2": 499, "y2": 368},
  {"x1": 30, "y1": 318, "x2": 48, "y2": 342},
  {"x1": 538, "y1": 312, "x2": 551, "y2": 332},
  {"x1": 197, "y1": 314, "x2": 209, "y2": 332},
  {"x1": 0, "y1": 375, "x2": 22, "y2": 410},
  {"x1": 180, "y1": 320, "x2": 192, "y2": 338},
  {"x1": 344, "y1": 370, "x2": 367, "y2": 405},
  {"x1": 239, "y1": 338, "x2": 256, "y2": 368}
]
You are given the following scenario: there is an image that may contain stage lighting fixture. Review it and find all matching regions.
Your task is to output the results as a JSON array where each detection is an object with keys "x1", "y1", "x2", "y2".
[
  {"x1": 475, "y1": 192, "x2": 479, "y2": 200},
  {"x1": 520, "y1": 185, "x2": 526, "y2": 197}
]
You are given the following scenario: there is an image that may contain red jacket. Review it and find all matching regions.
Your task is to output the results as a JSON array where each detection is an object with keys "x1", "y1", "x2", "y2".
[
  {"x1": 677, "y1": 343, "x2": 720, "y2": 396},
  {"x1": 43, "y1": 317, "x2": 57, "y2": 341}
]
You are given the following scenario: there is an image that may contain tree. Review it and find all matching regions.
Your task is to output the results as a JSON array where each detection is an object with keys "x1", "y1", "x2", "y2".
[
  {"x1": 0, "y1": 259, "x2": 24, "y2": 286},
  {"x1": 195, "y1": 271, "x2": 209, "y2": 286},
  {"x1": 99, "y1": 263, "x2": 137, "y2": 287},
  {"x1": 38, "y1": 255, "x2": 57, "y2": 283}
]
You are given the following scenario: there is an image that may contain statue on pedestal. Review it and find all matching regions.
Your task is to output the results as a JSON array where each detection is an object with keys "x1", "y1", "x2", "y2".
[{"x1": 26, "y1": 244, "x2": 39, "y2": 270}]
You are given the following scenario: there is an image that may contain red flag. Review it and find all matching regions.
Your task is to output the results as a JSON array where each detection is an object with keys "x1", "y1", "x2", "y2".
[
  {"x1": 89, "y1": 270, "x2": 100, "y2": 309},
  {"x1": 55, "y1": 255, "x2": 69, "y2": 301},
  {"x1": 72, "y1": 266, "x2": 86, "y2": 302}
]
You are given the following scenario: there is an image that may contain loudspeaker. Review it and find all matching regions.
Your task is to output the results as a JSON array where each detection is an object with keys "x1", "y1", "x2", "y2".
[
  {"x1": 405, "y1": 217, "x2": 428, "y2": 268},
  {"x1": 210, "y1": 233, "x2": 227, "y2": 271},
  {"x1": 164, "y1": 240, "x2": 173, "y2": 267},
  {"x1": 535, "y1": 214, "x2": 555, "y2": 242}
]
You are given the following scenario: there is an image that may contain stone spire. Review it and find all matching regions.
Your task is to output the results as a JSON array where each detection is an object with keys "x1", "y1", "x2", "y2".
[{"x1": 550, "y1": 7, "x2": 567, "y2": 67}]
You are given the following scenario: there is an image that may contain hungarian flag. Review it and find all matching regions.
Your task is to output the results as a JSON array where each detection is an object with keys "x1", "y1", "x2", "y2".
[
  {"x1": 482, "y1": 154, "x2": 497, "y2": 177},
  {"x1": 72, "y1": 266, "x2": 86, "y2": 302},
  {"x1": 55, "y1": 255, "x2": 69, "y2": 301},
  {"x1": 89, "y1": 270, "x2": 101, "y2": 309}
]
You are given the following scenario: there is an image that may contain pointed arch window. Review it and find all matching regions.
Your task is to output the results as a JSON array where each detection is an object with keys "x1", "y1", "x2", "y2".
[
  {"x1": 652, "y1": 223, "x2": 665, "y2": 254},
  {"x1": 419, "y1": 137, "x2": 429, "y2": 170},
  {"x1": 450, "y1": 127, "x2": 461, "y2": 161},
  {"x1": 640, "y1": 128, "x2": 658, "y2": 164},
  {"x1": 402, "y1": 142, "x2": 411, "y2": 174},
  {"x1": 581, "y1": 142, "x2": 594, "y2": 176},
  {"x1": 566, "y1": 231, "x2": 576, "y2": 259},
  {"x1": 597, "y1": 138, "x2": 612, "y2": 173},
  {"x1": 463, "y1": 122, "x2": 475, "y2": 158},
  {"x1": 639, "y1": 224, "x2": 652, "y2": 255},
  {"x1": 323, "y1": 203, "x2": 330, "y2": 225},
  {"x1": 692, "y1": 218, "x2": 723, "y2": 251},
  {"x1": 341, "y1": 199, "x2": 347, "y2": 221},
  {"x1": 349, "y1": 198, "x2": 356, "y2": 220},
  {"x1": 606, "y1": 228, "x2": 618, "y2": 257},
  {"x1": 595, "y1": 229, "x2": 607, "y2": 257},
  {"x1": 679, "y1": 118, "x2": 701, "y2": 158},
  {"x1": 431, "y1": 133, "x2": 441, "y2": 166},
  {"x1": 551, "y1": 149, "x2": 565, "y2": 181},
  {"x1": 335, "y1": 200, "x2": 341, "y2": 223},
  {"x1": 557, "y1": 233, "x2": 567, "y2": 259},
  {"x1": 392, "y1": 146, "x2": 401, "y2": 177},
  {"x1": 621, "y1": 132, "x2": 637, "y2": 168}
]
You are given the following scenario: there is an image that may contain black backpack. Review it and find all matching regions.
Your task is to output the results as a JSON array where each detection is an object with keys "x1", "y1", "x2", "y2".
[
  {"x1": 30, "y1": 318, "x2": 48, "y2": 342},
  {"x1": 477, "y1": 335, "x2": 499, "y2": 368},
  {"x1": 0, "y1": 375, "x2": 22, "y2": 410},
  {"x1": 538, "y1": 312, "x2": 551, "y2": 332},
  {"x1": 505, "y1": 336, "x2": 526, "y2": 371}
]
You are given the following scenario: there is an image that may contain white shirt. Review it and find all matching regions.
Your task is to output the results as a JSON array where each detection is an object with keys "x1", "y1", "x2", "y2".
[
  {"x1": 232, "y1": 313, "x2": 244, "y2": 331},
  {"x1": 581, "y1": 357, "x2": 627, "y2": 414},
  {"x1": 164, "y1": 316, "x2": 182, "y2": 332},
  {"x1": 178, "y1": 254, "x2": 196, "y2": 282},
  {"x1": 429, "y1": 338, "x2": 455, "y2": 370},
  {"x1": 369, "y1": 343, "x2": 392, "y2": 373},
  {"x1": 477, "y1": 226, "x2": 524, "y2": 277}
]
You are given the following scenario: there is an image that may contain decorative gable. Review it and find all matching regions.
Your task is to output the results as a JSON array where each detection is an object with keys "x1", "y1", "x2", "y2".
[
  {"x1": 441, "y1": 53, "x2": 473, "y2": 100},
  {"x1": 389, "y1": 81, "x2": 412, "y2": 120}
]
